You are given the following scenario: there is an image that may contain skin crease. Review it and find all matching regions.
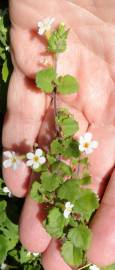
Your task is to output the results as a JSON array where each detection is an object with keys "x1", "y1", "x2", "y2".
[{"x1": 2, "y1": 0, "x2": 115, "y2": 268}]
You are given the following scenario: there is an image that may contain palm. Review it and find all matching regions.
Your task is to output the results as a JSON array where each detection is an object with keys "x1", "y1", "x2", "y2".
[{"x1": 2, "y1": 0, "x2": 115, "y2": 269}]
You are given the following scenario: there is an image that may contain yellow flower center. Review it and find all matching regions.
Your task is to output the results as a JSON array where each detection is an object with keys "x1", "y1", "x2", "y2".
[
  {"x1": 11, "y1": 157, "x2": 17, "y2": 164},
  {"x1": 67, "y1": 207, "x2": 72, "y2": 212},
  {"x1": 34, "y1": 156, "x2": 39, "y2": 162},
  {"x1": 83, "y1": 142, "x2": 89, "y2": 148},
  {"x1": 45, "y1": 30, "x2": 51, "y2": 40}
]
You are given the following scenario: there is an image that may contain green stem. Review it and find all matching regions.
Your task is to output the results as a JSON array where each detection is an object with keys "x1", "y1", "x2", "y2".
[
  {"x1": 53, "y1": 53, "x2": 61, "y2": 137},
  {"x1": 76, "y1": 158, "x2": 80, "y2": 176}
]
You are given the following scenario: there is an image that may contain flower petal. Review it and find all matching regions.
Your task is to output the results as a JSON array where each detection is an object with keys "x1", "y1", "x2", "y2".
[
  {"x1": 33, "y1": 252, "x2": 39, "y2": 257},
  {"x1": 65, "y1": 202, "x2": 71, "y2": 208},
  {"x1": 89, "y1": 265, "x2": 100, "y2": 270},
  {"x1": 49, "y1": 17, "x2": 55, "y2": 24},
  {"x1": 33, "y1": 162, "x2": 40, "y2": 170},
  {"x1": 3, "y1": 151, "x2": 12, "y2": 158},
  {"x1": 39, "y1": 156, "x2": 46, "y2": 165},
  {"x1": 64, "y1": 210, "x2": 69, "y2": 219},
  {"x1": 3, "y1": 159, "x2": 12, "y2": 168},
  {"x1": 38, "y1": 21, "x2": 43, "y2": 28},
  {"x1": 12, "y1": 151, "x2": 16, "y2": 157},
  {"x1": 35, "y1": 148, "x2": 43, "y2": 157},
  {"x1": 3, "y1": 187, "x2": 9, "y2": 193},
  {"x1": 38, "y1": 28, "x2": 44, "y2": 35},
  {"x1": 91, "y1": 140, "x2": 99, "y2": 149},
  {"x1": 12, "y1": 162, "x2": 19, "y2": 170},
  {"x1": 26, "y1": 152, "x2": 34, "y2": 160},
  {"x1": 26, "y1": 160, "x2": 33, "y2": 167},
  {"x1": 85, "y1": 147, "x2": 93, "y2": 155},
  {"x1": 84, "y1": 132, "x2": 92, "y2": 142},
  {"x1": 79, "y1": 136, "x2": 84, "y2": 145},
  {"x1": 79, "y1": 144, "x2": 85, "y2": 152}
]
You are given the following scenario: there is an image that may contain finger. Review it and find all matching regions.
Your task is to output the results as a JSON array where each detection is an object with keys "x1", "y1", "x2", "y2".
[
  {"x1": 42, "y1": 240, "x2": 72, "y2": 270},
  {"x1": 19, "y1": 195, "x2": 51, "y2": 252},
  {"x1": 19, "y1": 104, "x2": 55, "y2": 251},
  {"x1": 87, "y1": 169, "x2": 115, "y2": 266},
  {"x1": 2, "y1": 70, "x2": 50, "y2": 197}
]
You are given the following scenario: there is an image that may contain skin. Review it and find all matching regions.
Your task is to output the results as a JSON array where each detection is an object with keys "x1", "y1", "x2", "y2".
[{"x1": 2, "y1": 0, "x2": 115, "y2": 268}]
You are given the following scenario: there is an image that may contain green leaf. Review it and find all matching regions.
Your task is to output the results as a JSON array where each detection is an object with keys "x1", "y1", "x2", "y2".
[
  {"x1": 62, "y1": 138, "x2": 80, "y2": 158},
  {"x1": 41, "y1": 171, "x2": 61, "y2": 192},
  {"x1": 57, "y1": 109, "x2": 79, "y2": 138},
  {"x1": 8, "y1": 249, "x2": 20, "y2": 263},
  {"x1": 30, "y1": 181, "x2": 44, "y2": 203},
  {"x1": 68, "y1": 224, "x2": 92, "y2": 250},
  {"x1": 24, "y1": 266, "x2": 41, "y2": 270},
  {"x1": 80, "y1": 157, "x2": 89, "y2": 165},
  {"x1": 0, "y1": 235, "x2": 8, "y2": 263},
  {"x1": 3, "y1": 218, "x2": 19, "y2": 251},
  {"x1": 0, "y1": 47, "x2": 6, "y2": 60},
  {"x1": 2, "y1": 59, "x2": 9, "y2": 82},
  {"x1": 35, "y1": 67, "x2": 56, "y2": 93},
  {"x1": 50, "y1": 139, "x2": 62, "y2": 155},
  {"x1": 48, "y1": 23, "x2": 69, "y2": 53},
  {"x1": 47, "y1": 154, "x2": 56, "y2": 165},
  {"x1": 79, "y1": 174, "x2": 92, "y2": 185},
  {"x1": 52, "y1": 161, "x2": 72, "y2": 177},
  {"x1": 61, "y1": 241, "x2": 83, "y2": 267},
  {"x1": 44, "y1": 207, "x2": 65, "y2": 238},
  {"x1": 20, "y1": 247, "x2": 31, "y2": 264},
  {"x1": 61, "y1": 117, "x2": 79, "y2": 138},
  {"x1": 74, "y1": 189, "x2": 99, "y2": 222},
  {"x1": 57, "y1": 180, "x2": 80, "y2": 203},
  {"x1": 0, "y1": 201, "x2": 18, "y2": 254},
  {"x1": 58, "y1": 75, "x2": 79, "y2": 94}
]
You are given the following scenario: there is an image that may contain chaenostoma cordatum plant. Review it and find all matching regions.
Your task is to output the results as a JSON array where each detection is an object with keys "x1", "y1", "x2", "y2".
[
  {"x1": 1, "y1": 11, "x2": 115, "y2": 270},
  {"x1": 2, "y1": 16, "x2": 99, "y2": 269}
]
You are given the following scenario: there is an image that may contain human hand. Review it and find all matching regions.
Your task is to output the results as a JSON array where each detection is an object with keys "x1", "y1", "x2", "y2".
[{"x1": 2, "y1": 0, "x2": 115, "y2": 269}]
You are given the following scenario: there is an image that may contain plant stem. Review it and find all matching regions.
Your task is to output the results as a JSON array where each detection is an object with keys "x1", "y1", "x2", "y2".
[
  {"x1": 77, "y1": 263, "x2": 91, "y2": 270},
  {"x1": 53, "y1": 87, "x2": 57, "y2": 118},
  {"x1": 53, "y1": 53, "x2": 60, "y2": 137}
]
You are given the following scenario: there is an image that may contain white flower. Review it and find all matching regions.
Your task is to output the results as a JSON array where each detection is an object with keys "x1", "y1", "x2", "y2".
[
  {"x1": 1, "y1": 263, "x2": 7, "y2": 270},
  {"x1": 26, "y1": 148, "x2": 46, "y2": 170},
  {"x1": 3, "y1": 186, "x2": 12, "y2": 198},
  {"x1": 64, "y1": 202, "x2": 74, "y2": 219},
  {"x1": 27, "y1": 251, "x2": 39, "y2": 257},
  {"x1": 89, "y1": 265, "x2": 100, "y2": 270},
  {"x1": 3, "y1": 151, "x2": 21, "y2": 170},
  {"x1": 37, "y1": 17, "x2": 55, "y2": 35},
  {"x1": 32, "y1": 252, "x2": 39, "y2": 257},
  {"x1": 79, "y1": 132, "x2": 98, "y2": 155},
  {"x1": 5, "y1": 46, "x2": 9, "y2": 51}
]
